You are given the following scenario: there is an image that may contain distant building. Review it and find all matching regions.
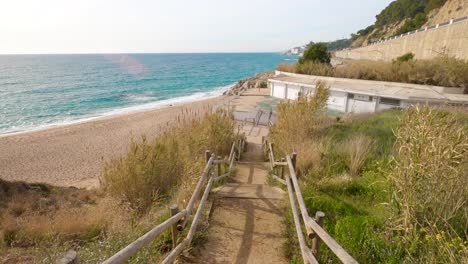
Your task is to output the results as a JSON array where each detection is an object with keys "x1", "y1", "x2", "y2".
[{"x1": 269, "y1": 71, "x2": 468, "y2": 113}]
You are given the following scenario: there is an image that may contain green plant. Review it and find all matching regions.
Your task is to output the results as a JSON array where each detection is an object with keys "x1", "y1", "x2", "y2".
[
  {"x1": 395, "y1": 52, "x2": 414, "y2": 63},
  {"x1": 299, "y1": 43, "x2": 331, "y2": 64}
]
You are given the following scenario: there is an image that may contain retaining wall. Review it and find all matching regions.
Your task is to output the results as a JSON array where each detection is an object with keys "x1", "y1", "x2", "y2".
[{"x1": 334, "y1": 17, "x2": 468, "y2": 61}]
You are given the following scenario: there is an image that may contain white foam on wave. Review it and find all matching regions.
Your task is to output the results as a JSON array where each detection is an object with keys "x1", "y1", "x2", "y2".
[{"x1": 0, "y1": 83, "x2": 234, "y2": 137}]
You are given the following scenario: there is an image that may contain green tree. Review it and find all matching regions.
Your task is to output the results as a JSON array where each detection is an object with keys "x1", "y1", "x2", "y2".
[{"x1": 299, "y1": 43, "x2": 331, "y2": 64}]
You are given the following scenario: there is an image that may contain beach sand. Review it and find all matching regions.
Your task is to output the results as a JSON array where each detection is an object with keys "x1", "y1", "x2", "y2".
[{"x1": 0, "y1": 96, "x2": 228, "y2": 189}]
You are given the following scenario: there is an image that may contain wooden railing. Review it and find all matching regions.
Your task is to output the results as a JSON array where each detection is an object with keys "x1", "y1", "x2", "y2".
[
  {"x1": 262, "y1": 137, "x2": 358, "y2": 264},
  {"x1": 102, "y1": 135, "x2": 246, "y2": 264}
]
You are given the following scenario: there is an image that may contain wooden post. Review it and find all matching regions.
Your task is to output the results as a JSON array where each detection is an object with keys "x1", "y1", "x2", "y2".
[
  {"x1": 312, "y1": 211, "x2": 325, "y2": 258},
  {"x1": 280, "y1": 158, "x2": 286, "y2": 179},
  {"x1": 205, "y1": 150, "x2": 211, "y2": 163},
  {"x1": 217, "y1": 156, "x2": 222, "y2": 176},
  {"x1": 291, "y1": 152, "x2": 297, "y2": 172},
  {"x1": 170, "y1": 204, "x2": 180, "y2": 249}
]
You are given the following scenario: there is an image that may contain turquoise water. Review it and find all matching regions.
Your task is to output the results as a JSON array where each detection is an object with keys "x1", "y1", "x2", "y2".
[{"x1": 0, "y1": 53, "x2": 295, "y2": 135}]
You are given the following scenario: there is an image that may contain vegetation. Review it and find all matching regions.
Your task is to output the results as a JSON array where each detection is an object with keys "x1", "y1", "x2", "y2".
[
  {"x1": 102, "y1": 109, "x2": 235, "y2": 213},
  {"x1": 395, "y1": 52, "x2": 415, "y2": 63},
  {"x1": 326, "y1": 39, "x2": 352, "y2": 51},
  {"x1": 272, "y1": 98, "x2": 468, "y2": 263},
  {"x1": 277, "y1": 56, "x2": 468, "y2": 92},
  {"x1": 352, "y1": 0, "x2": 447, "y2": 43},
  {"x1": 1, "y1": 109, "x2": 236, "y2": 263},
  {"x1": 299, "y1": 43, "x2": 331, "y2": 65}
]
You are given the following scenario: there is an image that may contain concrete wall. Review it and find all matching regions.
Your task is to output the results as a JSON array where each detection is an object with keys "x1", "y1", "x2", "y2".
[{"x1": 335, "y1": 18, "x2": 468, "y2": 61}]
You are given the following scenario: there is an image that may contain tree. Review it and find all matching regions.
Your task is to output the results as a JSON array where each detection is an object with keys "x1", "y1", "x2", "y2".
[{"x1": 299, "y1": 43, "x2": 331, "y2": 64}]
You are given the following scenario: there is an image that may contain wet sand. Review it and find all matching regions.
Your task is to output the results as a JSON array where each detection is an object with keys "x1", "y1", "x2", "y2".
[{"x1": 0, "y1": 97, "x2": 227, "y2": 189}]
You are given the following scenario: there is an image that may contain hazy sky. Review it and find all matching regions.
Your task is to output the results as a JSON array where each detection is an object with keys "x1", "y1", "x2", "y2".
[{"x1": 0, "y1": 0, "x2": 393, "y2": 54}]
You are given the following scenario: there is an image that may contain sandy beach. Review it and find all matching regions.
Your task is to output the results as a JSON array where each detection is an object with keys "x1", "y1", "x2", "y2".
[{"x1": 0, "y1": 96, "x2": 227, "y2": 189}]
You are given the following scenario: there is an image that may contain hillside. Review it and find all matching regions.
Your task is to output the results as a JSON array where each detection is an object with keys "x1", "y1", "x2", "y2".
[
  {"x1": 352, "y1": 0, "x2": 468, "y2": 47},
  {"x1": 286, "y1": 0, "x2": 468, "y2": 52},
  {"x1": 425, "y1": 0, "x2": 468, "y2": 25}
]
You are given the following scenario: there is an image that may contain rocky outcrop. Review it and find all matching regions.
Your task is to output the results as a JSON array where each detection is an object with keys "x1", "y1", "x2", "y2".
[
  {"x1": 425, "y1": 0, "x2": 468, "y2": 26},
  {"x1": 224, "y1": 71, "x2": 275, "y2": 96}
]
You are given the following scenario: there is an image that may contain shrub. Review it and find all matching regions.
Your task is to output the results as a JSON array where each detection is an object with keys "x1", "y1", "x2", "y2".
[
  {"x1": 257, "y1": 81, "x2": 268, "y2": 88},
  {"x1": 299, "y1": 43, "x2": 331, "y2": 64},
  {"x1": 101, "y1": 109, "x2": 235, "y2": 212},
  {"x1": 390, "y1": 105, "x2": 468, "y2": 234},
  {"x1": 395, "y1": 52, "x2": 414, "y2": 63}
]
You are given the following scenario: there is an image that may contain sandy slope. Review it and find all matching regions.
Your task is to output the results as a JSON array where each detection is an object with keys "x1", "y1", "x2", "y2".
[{"x1": 0, "y1": 97, "x2": 226, "y2": 189}]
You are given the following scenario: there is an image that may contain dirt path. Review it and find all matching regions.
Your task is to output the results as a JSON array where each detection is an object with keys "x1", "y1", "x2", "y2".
[{"x1": 191, "y1": 124, "x2": 287, "y2": 263}]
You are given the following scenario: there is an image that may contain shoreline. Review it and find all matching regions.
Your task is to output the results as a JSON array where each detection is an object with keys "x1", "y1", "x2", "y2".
[
  {"x1": 0, "y1": 95, "x2": 228, "y2": 189},
  {"x1": 0, "y1": 83, "x2": 233, "y2": 138}
]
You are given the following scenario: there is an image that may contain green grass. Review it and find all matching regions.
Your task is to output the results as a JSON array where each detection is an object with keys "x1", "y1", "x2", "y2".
[{"x1": 279, "y1": 108, "x2": 468, "y2": 263}]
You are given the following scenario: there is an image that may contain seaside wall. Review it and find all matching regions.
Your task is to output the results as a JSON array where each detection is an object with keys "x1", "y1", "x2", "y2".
[{"x1": 334, "y1": 17, "x2": 468, "y2": 61}]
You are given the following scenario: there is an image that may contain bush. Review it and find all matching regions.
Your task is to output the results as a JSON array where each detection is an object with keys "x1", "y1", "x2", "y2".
[
  {"x1": 299, "y1": 43, "x2": 331, "y2": 65},
  {"x1": 257, "y1": 81, "x2": 268, "y2": 88},
  {"x1": 396, "y1": 52, "x2": 414, "y2": 63},
  {"x1": 101, "y1": 109, "x2": 235, "y2": 212}
]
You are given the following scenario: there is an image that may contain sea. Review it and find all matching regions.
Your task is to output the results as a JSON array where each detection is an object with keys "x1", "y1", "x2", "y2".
[{"x1": 0, "y1": 53, "x2": 295, "y2": 135}]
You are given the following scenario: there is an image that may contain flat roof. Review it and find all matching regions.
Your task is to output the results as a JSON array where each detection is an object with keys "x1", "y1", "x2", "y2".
[{"x1": 269, "y1": 73, "x2": 468, "y2": 103}]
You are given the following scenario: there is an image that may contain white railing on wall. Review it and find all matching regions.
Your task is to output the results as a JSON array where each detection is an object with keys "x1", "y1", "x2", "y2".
[{"x1": 338, "y1": 16, "x2": 468, "y2": 51}]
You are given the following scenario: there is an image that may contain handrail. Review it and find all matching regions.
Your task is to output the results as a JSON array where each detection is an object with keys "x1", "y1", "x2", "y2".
[
  {"x1": 285, "y1": 154, "x2": 358, "y2": 264},
  {"x1": 102, "y1": 135, "x2": 246, "y2": 264},
  {"x1": 262, "y1": 137, "x2": 358, "y2": 264}
]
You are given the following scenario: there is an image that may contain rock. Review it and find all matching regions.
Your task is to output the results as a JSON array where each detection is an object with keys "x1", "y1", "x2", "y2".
[
  {"x1": 56, "y1": 250, "x2": 80, "y2": 264},
  {"x1": 224, "y1": 71, "x2": 274, "y2": 96}
]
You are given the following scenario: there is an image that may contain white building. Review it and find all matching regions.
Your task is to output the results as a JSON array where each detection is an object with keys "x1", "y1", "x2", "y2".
[{"x1": 269, "y1": 71, "x2": 468, "y2": 113}]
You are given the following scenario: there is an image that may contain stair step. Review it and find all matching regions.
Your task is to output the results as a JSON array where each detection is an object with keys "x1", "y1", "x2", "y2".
[{"x1": 213, "y1": 183, "x2": 285, "y2": 199}]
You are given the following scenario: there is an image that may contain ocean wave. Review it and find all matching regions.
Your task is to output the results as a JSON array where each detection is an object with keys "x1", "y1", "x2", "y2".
[{"x1": 0, "y1": 83, "x2": 234, "y2": 137}]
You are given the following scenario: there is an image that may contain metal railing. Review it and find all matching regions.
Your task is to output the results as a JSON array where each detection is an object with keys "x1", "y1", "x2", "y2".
[
  {"x1": 102, "y1": 134, "x2": 246, "y2": 264},
  {"x1": 262, "y1": 137, "x2": 358, "y2": 264}
]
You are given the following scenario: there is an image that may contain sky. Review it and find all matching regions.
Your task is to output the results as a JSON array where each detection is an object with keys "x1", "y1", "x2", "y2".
[{"x1": 0, "y1": 0, "x2": 394, "y2": 54}]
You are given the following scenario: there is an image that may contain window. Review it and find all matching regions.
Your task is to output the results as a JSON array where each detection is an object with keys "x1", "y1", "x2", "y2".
[
  {"x1": 349, "y1": 93, "x2": 373, "y2": 101},
  {"x1": 380, "y1": 97, "x2": 400, "y2": 106}
]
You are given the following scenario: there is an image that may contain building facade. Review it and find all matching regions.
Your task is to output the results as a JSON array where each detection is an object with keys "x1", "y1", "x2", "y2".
[{"x1": 269, "y1": 72, "x2": 468, "y2": 113}]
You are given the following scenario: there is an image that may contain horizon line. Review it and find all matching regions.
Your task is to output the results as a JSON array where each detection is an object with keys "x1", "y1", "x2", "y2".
[{"x1": 0, "y1": 51, "x2": 289, "y2": 56}]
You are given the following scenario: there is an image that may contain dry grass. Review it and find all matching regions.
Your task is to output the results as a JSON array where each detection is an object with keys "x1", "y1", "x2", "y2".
[
  {"x1": 0, "y1": 181, "x2": 116, "y2": 248},
  {"x1": 101, "y1": 108, "x2": 236, "y2": 213},
  {"x1": 390, "y1": 105, "x2": 467, "y2": 233},
  {"x1": 270, "y1": 81, "x2": 330, "y2": 175},
  {"x1": 345, "y1": 135, "x2": 374, "y2": 177},
  {"x1": 278, "y1": 56, "x2": 468, "y2": 91}
]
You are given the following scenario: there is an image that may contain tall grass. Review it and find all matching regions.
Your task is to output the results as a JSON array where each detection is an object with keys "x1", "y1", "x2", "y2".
[
  {"x1": 101, "y1": 109, "x2": 235, "y2": 213},
  {"x1": 270, "y1": 81, "x2": 329, "y2": 149},
  {"x1": 278, "y1": 56, "x2": 468, "y2": 91},
  {"x1": 391, "y1": 105, "x2": 467, "y2": 233},
  {"x1": 345, "y1": 135, "x2": 374, "y2": 177}
]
